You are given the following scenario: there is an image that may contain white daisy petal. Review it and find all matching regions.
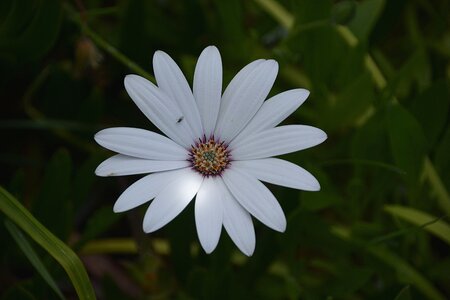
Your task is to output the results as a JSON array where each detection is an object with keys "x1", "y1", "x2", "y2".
[
  {"x1": 215, "y1": 59, "x2": 278, "y2": 142},
  {"x1": 153, "y1": 50, "x2": 204, "y2": 138},
  {"x1": 94, "y1": 127, "x2": 188, "y2": 160},
  {"x1": 143, "y1": 169, "x2": 203, "y2": 233},
  {"x1": 193, "y1": 46, "x2": 222, "y2": 137},
  {"x1": 113, "y1": 168, "x2": 185, "y2": 213},
  {"x1": 219, "y1": 178, "x2": 255, "y2": 256},
  {"x1": 222, "y1": 167, "x2": 286, "y2": 232},
  {"x1": 233, "y1": 158, "x2": 320, "y2": 191},
  {"x1": 95, "y1": 154, "x2": 190, "y2": 177},
  {"x1": 232, "y1": 89, "x2": 310, "y2": 144},
  {"x1": 96, "y1": 46, "x2": 327, "y2": 255},
  {"x1": 124, "y1": 75, "x2": 195, "y2": 147},
  {"x1": 230, "y1": 125, "x2": 327, "y2": 160},
  {"x1": 195, "y1": 177, "x2": 223, "y2": 254}
]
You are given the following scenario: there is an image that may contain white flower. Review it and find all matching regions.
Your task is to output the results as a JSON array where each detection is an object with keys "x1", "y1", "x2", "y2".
[{"x1": 94, "y1": 46, "x2": 326, "y2": 256}]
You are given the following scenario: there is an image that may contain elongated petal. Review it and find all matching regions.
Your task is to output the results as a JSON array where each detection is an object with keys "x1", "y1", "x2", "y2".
[
  {"x1": 219, "y1": 178, "x2": 255, "y2": 256},
  {"x1": 222, "y1": 167, "x2": 286, "y2": 232},
  {"x1": 193, "y1": 46, "x2": 222, "y2": 137},
  {"x1": 95, "y1": 127, "x2": 188, "y2": 160},
  {"x1": 95, "y1": 154, "x2": 190, "y2": 177},
  {"x1": 230, "y1": 125, "x2": 327, "y2": 160},
  {"x1": 214, "y1": 59, "x2": 278, "y2": 142},
  {"x1": 113, "y1": 168, "x2": 186, "y2": 212},
  {"x1": 143, "y1": 169, "x2": 203, "y2": 233},
  {"x1": 232, "y1": 89, "x2": 309, "y2": 143},
  {"x1": 153, "y1": 50, "x2": 203, "y2": 138},
  {"x1": 124, "y1": 75, "x2": 195, "y2": 147},
  {"x1": 195, "y1": 177, "x2": 223, "y2": 254},
  {"x1": 232, "y1": 158, "x2": 320, "y2": 191}
]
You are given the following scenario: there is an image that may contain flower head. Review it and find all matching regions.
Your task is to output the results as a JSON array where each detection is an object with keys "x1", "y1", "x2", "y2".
[{"x1": 95, "y1": 46, "x2": 327, "y2": 256}]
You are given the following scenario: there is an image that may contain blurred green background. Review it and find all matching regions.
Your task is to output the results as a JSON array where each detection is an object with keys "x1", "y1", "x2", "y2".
[{"x1": 1, "y1": 0, "x2": 450, "y2": 299}]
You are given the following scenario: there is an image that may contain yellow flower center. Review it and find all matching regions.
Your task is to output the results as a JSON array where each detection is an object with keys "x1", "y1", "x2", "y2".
[{"x1": 190, "y1": 138, "x2": 230, "y2": 176}]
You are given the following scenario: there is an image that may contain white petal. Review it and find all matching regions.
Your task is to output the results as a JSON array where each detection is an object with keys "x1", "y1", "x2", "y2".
[
  {"x1": 214, "y1": 59, "x2": 278, "y2": 142},
  {"x1": 113, "y1": 168, "x2": 186, "y2": 213},
  {"x1": 219, "y1": 178, "x2": 255, "y2": 256},
  {"x1": 222, "y1": 167, "x2": 286, "y2": 232},
  {"x1": 94, "y1": 127, "x2": 188, "y2": 160},
  {"x1": 230, "y1": 125, "x2": 327, "y2": 160},
  {"x1": 143, "y1": 169, "x2": 203, "y2": 233},
  {"x1": 232, "y1": 158, "x2": 320, "y2": 191},
  {"x1": 232, "y1": 89, "x2": 309, "y2": 144},
  {"x1": 95, "y1": 154, "x2": 190, "y2": 177},
  {"x1": 153, "y1": 50, "x2": 204, "y2": 138},
  {"x1": 193, "y1": 46, "x2": 222, "y2": 138},
  {"x1": 195, "y1": 177, "x2": 223, "y2": 254},
  {"x1": 124, "y1": 75, "x2": 195, "y2": 147}
]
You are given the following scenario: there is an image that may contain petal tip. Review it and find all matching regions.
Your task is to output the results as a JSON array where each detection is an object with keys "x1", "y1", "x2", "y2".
[
  {"x1": 242, "y1": 245, "x2": 255, "y2": 257},
  {"x1": 306, "y1": 175, "x2": 321, "y2": 191},
  {"x1": 274, "y1": 218, "x2": 287, "y2": 233},
  {"x1": 201, "y1": 244, "x2": 217, "y2": 254},
  {"x1": 153, "y1": 50, "x2": 169, "y2": 62},
  {"x1": 142, "y1": 222, "x2": 154, "y2": 233},
  {"x1": 310, "y1": 183, "x2": 321, "y2": 192},
  {"x1": 93, "y1": 131, "x2": 103, "y2": 144},
  {"x1": 94, "y1": 164, "x2": 104, "y2": 176},
  {"x1": 312, "y1": 179, "x2": 321, "y2": 191},
  {"x1": 265, "y1": 59, "x2": 279, "y2": 70},
  {"x1": 299, "y1": 88, "x2": 310, "y2": 100},
  {"x1": 112, "y1": 202, "x2": 124, "y2": 213},
  {"x1": 205, "y1": 45, "x2": 219, "y2": 52}
]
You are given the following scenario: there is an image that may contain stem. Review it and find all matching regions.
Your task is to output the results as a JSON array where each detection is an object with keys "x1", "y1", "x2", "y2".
[{"x1": 64, "y1": 3, "x2": 155, "y2": 82}]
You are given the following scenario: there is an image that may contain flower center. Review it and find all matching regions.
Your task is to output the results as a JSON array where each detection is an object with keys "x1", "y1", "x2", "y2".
[{"x1": 189, "y1": 138, "x2": 230, "y2": 176}]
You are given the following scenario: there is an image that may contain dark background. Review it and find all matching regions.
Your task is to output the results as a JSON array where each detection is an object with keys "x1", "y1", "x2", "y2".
[{"x1": 1, "y1": 0, "x2": 449, "y2": 299}]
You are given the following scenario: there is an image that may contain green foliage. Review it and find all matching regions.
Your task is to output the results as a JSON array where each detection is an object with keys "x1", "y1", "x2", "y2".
[
  {"x1": 4, "y1": 220, "x2": 65, "y2": 300},
  {"x1": 0, "y1": 0, "x2": 62, "y2": 64},
  {"x1": 0, "y1": 187, "x2": 95, "y2": 299},
  {"x1": 1, "y1": 0, "x2": 450, "y2": 299},
  {"x1": 386, "y1": 104, "x2": 427, "y2": 184}
]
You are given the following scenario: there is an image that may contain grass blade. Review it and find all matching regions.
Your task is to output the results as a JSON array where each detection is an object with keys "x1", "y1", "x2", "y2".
[
  {"x1": 333, "y1": 226, "x2": 446, "y2": 300},
  {"x1": 385, "y1": 205, "x2": 450, "y2": 246},
  {"x1": 4, "y1": 220, "x2": 65, "y2": 300},
  {"x1": 0, "y1": 186, "x2": 96, "y2": 300}
]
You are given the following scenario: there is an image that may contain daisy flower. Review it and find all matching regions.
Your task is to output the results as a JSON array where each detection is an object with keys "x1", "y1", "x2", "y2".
[{"x1": 94, "y1": 46, "x2": 326, "y2": 256}]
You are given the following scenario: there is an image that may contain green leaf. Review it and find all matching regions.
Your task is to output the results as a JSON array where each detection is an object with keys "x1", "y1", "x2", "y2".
[
  {"x1": 322, "y1": 71, "x2": 375, "y2": 128},
  {"x1": 384, "y1": 205, "x2": 450, "y2": 246},
  {"x1": 385, "y1": 49, "x2": 431, "y2": 99},
  {"x1": 423, "y1": 158, "x2": 450, "y2": 217},
  {"x1": 348, "y1": 0, "x2": 385, "y2": 42},
  {"x1": 0, "y1": 0, "x2": 62, "y2": 63},
  {"x1": 0, "y1": 186, "x2": 96, "y2": 300},
  {"x1": 33, "y1": 149, "x2": 72, "y2": 240},
  {"x1": 352, "y1": 111, "x2": 390, "y2": 162},
  {"x1": 4, "y1": 220, "x2": 65, "y2": 300},
  {"x1": 333, "y1": 226, "x2": 446, "y2": 300},
  {"x1": 410, "y1": 80, "x2": 450, "y2": 147},
  {"x1": 1, "y1": 284, "x2": 38, "y2": 300},
  {"x1": 386, "y1": 104, "x2": 427, "y2": 183},
  {"x1": 301, "y1": 191, "x2": 339, "y2": 211},
  {"x1": 291, "y1": 0, "x2": 332, "y2": 25},
  {"x1": 253, "y1": 0, "x2": 294, "y2": 29},
  {"x1": 76, "y1": 206, "x2": 121, "y2": 248},
  {"x1": 332, "y1": 0, "x2": 357, "y2": 25}
]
